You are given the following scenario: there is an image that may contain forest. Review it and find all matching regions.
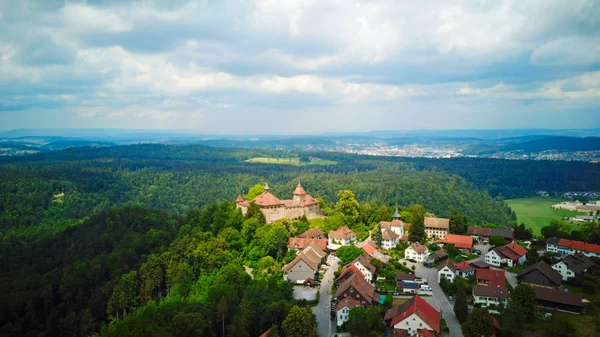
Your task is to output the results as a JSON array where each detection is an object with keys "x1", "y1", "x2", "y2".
[{"x1": 0, "y1": 144, "x2": 599, "y2": 336}]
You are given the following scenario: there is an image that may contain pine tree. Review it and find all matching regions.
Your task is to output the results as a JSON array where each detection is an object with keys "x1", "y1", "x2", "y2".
[
  {"x1": 374, "y1": 224, "x2": 383, "y2": 247},
  {"x1": 454, "y1": 284, "x2": 469, "y2": 324}
]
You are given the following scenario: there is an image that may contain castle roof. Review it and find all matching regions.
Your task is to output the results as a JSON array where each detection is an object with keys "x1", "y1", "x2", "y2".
[
  {"x1": 252, "y1": 190, "x2": 283, "y2": 207},
  {"x1": 293, "y1": 183, "x2": 307, "y2": 195},
  {"x1": 235, "y1": 194, "x2": 244, "y2": 203}
]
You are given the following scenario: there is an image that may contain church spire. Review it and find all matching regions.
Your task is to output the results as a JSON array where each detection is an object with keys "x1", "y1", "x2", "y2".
[
  {"x1": 393, "y1": 206, "x2": 401, "y2": 220},
  {"x1": 264, "y1": 183, "x2": 270, "y2": 192}
]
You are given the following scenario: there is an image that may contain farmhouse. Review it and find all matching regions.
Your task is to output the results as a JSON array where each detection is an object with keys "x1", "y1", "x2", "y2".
[
  {"x1": 335, "y1": 274, "x2": 380, "y2": 305},
  {"x1": 361, "y1": 241, "x2": 390, "y2": 264},
  {"x1": 424, "y1": 217, "x2": 449, "y2": 240},
  {"x1": 385, "y1": 295, "x2": 440, "y2": 336},
  {"x1": 297, "y1": 228, "x2": 326, "y2": 239},
  {"x1": 381, "y1": 229, "x2": 401, "y2": 249},
  {"x1": 287, "y1": 237, "x2": 327, "y2": 252},
  {"x1": 467, "y1": 226, "x2": 514, "y2": 242},
  {"x1": 476, "y1": 269, "x2": 505, "y2": 288},
  {"x1": 405, "y1": 243, "x2": 429, "y2": 262},
  {"x1": 517, "y1": 261, "x2": 562, "y2": 289},
  {"x1": 236, "y1": 183, "x2": 322, "y2": 223},
  {"x1": 552, "y1": 252, "x2": 598, "y2": 281},
  {"x1": 455, "y1": 261, "x2": 476, "y2": 278},
  {"x1": 473, "y1": 285, "x2": 509, "y2": 314},
  {"x1": 336, "y1": 298, "x2": 363, "y2": 327},
  {"x1": 485, "y1": 242, "x2": 527, "y2": 267},
  {"x1": 436, "y1": 234, "x2": 473, "y2": 250},
  {"x1": 533, "y1": 287, "x2": 585, "y2": 314},
  {"x1": 437, "y1": 259, "x2": 456, "y2": 283},
  {"x1": 352, "y1": 254, "x2": 377, "y2": 283}
]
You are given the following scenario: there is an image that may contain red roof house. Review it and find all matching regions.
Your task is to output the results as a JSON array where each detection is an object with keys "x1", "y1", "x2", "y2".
[
  {"x1": 476, "y1": 269, "x2": 506, "y2": 288},
  {"x1": 436, "y1": 234, "x2": 474, "y2": 249},
  {"x1": 385, "y1": 295, "x2": 440, "y2": 334}
]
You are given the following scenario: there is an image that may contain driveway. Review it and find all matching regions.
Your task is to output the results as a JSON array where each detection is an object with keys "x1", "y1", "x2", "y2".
[
  {"x1": 313, "y1": 255, "x2": 340, "y2": 337},
  {"x1": 293, "y1": 286, "x2": 318, "y2": 301},
  {"x1": 409, "y1": 259, "x2": 464, "y2": 337}
]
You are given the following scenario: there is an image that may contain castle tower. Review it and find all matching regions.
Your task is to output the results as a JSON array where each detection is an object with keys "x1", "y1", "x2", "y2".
[
  {"x1": 264, "y1": 183, "x2": 270, "y2": 192},
  {"x1": 293, "y1": 183, "x2": 307, "y2": 203}
]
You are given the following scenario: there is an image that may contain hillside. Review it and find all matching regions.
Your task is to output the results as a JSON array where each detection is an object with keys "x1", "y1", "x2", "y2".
[{"x1": 503, "y1": 136, "x2": 600, "y2": 152}]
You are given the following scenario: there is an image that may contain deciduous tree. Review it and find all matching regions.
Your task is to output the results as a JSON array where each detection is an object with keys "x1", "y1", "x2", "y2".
[
  {"x1": 282, "y1": 306, "x2": 317, "y2": 337},
  {"x1": 511, "y1": 283, "x2": 537, "y2": 322},
  {"x1": 462, "y1": 307, "x2": 494, "y2": 337}
]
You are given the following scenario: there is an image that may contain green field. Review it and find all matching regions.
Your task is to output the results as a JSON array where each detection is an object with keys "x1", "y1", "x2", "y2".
[
  {"x1": 245, "y1": 157, "x2": 337, "y2": 166},
  {"x1": 506, "y1": 197, "x2": 584, "y2": 235},
  {"x1": 308, "y1": 217, "x2": 325, "y2": 228}
]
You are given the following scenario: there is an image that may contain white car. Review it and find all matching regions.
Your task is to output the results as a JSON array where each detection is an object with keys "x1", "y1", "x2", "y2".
[{"x1": 420, "y1": 284, "x2": 432, "y2": 291}]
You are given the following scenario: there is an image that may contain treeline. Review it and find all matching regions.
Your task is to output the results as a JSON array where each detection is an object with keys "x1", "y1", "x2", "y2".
[{"x1": 1, "y1": 145, "x2": 518, "y2": 248}]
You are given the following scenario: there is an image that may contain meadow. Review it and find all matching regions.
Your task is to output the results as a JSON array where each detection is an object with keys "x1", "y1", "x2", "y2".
[{"x1": 505, "y1": 197, "x2": 585, "y2": 235}]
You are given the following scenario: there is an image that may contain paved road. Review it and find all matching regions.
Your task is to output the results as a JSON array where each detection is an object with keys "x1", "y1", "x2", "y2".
[{"x1": 313, "y1": 256, "x2": 339, "y2": 337}]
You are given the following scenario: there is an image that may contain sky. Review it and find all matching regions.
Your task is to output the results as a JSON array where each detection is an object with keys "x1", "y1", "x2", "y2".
[{"x1": 0, "y1": 0, "x2": 599, "y2": 134}]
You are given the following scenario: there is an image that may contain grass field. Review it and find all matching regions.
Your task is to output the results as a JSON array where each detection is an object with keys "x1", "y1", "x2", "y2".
[
  {"x1": 505, "y1": 197, "x2": 585, "y2": 235},
  {"x1": 308, "y1": 218, "x2": 325, "y2": 228},
  {"x1": 245, "y1": 157, "x2": 337, "y2": 166}
]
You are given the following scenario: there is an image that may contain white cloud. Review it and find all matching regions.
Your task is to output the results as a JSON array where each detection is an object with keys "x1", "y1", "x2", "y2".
[
  {"x1": 530, "y1": 36, "x2": 600, "y2": 66},
  {"x1": 62, "y1": 4, "x2": 131, "y2": 33}
]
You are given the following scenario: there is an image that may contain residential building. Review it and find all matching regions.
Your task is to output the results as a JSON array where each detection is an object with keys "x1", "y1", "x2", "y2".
[
  {"x1": 473, "y1": 285, "x2": 509, "y2": 314},
  {"x1": 328, "y1": 226, "x2": 357, "y2": 247},
  {"x1": 469, "y1": 260, "x2": 491, "y2": 270},
  {"x1": 287, "y1": 237, "x2": 328, "y2": 252},
  {"x1": 437, "y1": 259, "x2": 456, "y2": 283},
  {"x1": 236, "y1": 183, "x2": 322, "y2": 223},
  {"x1": 467, "y1": 226, "x2": 514, "y2": 242},
  {"x1": 550, "y1": 238, "x2": 600, "y2": 258},
  {"x1": 335, "y1": 274, "x2": 380, "y2": 305},
  {"x1": 424, "y1": 217, "x2": 449, "y2": 240},
  {"x1": 335, "y1": 298, "x2": 362, "y2": 326},
  {"x1": 352, "y1": 254, "x2": 377, "y2": 283},
  {"x1": 405, "y1": 243, "x2": 430, "y2": 262},
  {"x1": 436, "y1": 234, "x2": 474, "y2": 250},
  {"x1": 337, "y1": 264, "x2": 365, "y2": 284},
  {"x1": 384, "y1": 295, "x2": 440, "y2": 336},
  {"x1": 455, "y1": 261, "x2": 476, "y2": 278},
  {"x1": 398, "y1": 282, "x2": 419, "y2": 294},
  {"x1": 396, "y1": 273, "x2": 417, "y2": 287},
  {"x1": 552, "y1": 252, "x2": 598, "y2": 281},
  {"x1": 283, "y1": 250, "x2": 320, "y2": 283},
  {"x1": 381, "y1": 229, "x2": 400, "y2": 249},
  {"x1": 517, "y1": 261, "x2": 562, "y2": 289},
  {"x1": 297, "y1": 228, "x2": 326, "y2": 239},
  {"x1": 485, "y1": 242, "x2": 527, "y2": 267},
  {"x1": 533, "y1": 287, "x2": 585, "y2": 314},
  {"x1": 545, "y1": 237, "x2": 560, "y2": 253},
  {"x1": 361, "y1": 241, "x2": 390, "y2": 264},
  {"x1": 476, "y1": 269, "x2": 505, "y2": 288}
]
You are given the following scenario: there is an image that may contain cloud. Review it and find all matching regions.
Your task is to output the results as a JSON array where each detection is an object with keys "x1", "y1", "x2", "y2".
[{"x1": 530, "y1": 36, "x2": 600, "y2": 66}]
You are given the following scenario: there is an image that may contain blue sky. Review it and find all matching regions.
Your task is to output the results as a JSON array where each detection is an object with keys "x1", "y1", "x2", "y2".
[{"x1": 0, "y1": 0, "x2": 599, "y2": 134}]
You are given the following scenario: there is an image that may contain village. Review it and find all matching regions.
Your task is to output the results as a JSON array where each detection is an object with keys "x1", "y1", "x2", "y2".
[{"x1": 240, "y1": 184, "x2": 600, "y2": 337}]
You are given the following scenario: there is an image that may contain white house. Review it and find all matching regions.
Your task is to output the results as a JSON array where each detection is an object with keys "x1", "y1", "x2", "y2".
[
  {"x1": 384, "y1": 295, "x2": 440, "y2": 336},
  {"x1": 405, "y1": 243, "x2": 430, "y2": 262},
  {"x1": 352, "y1": 254, "x2": 377, "y2": 283},
  {"x1": 473, "y1": 285, "x2": 509, "y2": 314},
  {"x1": 485, "y1": 242, "x2": 527, "y2": 267},
  {"x1": 336, "y1": 298, "x2": 362, "y2": 326},
  {"x1": 381, "y1": 229, "x2": 400, "y2": 249},
  {"x1": 378, "y1": 207, "x2": 407, "y2": 238},
  {"x1": 437, "y1": 259, "x2": 456, "y2": 283},
  {"x1": 329, "y1": 226, "x2": 357, "y2": 247},
  {"x1": 552, "y1": 253, "x2": 597, "y2": 281}
]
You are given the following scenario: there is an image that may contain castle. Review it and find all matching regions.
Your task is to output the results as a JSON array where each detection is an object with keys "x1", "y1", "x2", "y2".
[{"x1": 236, "y1": 183, "x2": 323, "y2": 223}]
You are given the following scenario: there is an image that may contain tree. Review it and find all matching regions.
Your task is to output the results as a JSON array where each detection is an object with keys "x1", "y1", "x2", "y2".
[
  {"x1": 335, "y1": 190, "x2": 360, "y2": 218},
  {"x1": 245, "y1": 202, "x2": 266, "y2": 224},
  {"x1": 374, "y1": 224, "x2": 383, "y2": 247},
  {"x1": 336, "y1": 245, "x2": 364, "y2": 265},
  {"x1": 461, "y1": 307, "x2": 494, "y2": 337},
  {"x1": 450, "y1": 210, "x2": 468, "y2": 234},
  {"x1": 407, "y1": 204, "x2": 426, "y2": 243},
  {"x1": 444, "y1": 244, "x2": 459, "y2": 259},
  {"x1": 541, "y1": 313, "x2": 578, "y2": 337},
  {"x1": 501, "y1": 303, "x2": 525, "y2": 337},
  {"x1": 171, "y1": 312, "x2": 209, "y2": 337},
  {"x1": 454, "y1": 283, "x2": 468, "y2": 323},
  {"x1": 282, "y1": 306, "x2": 317, "y2": 337},
  {"x1": 346, "y1": 307, "x2": 370, "y2": 337},
  {"x1": 541, "y1": 220, "x2": 571, "y2": 239},
  {"x1": 510, "y1": 283, "x2": 537, "y2": 322},
  {"x1": 246, "y1": 184, "x2": 264, "y2": 200},
  {"x1": 489, "y1": 235, "x2": 505, "y2": 247}
]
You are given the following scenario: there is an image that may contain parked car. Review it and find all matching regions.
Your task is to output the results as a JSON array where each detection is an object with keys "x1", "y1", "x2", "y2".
[
  {"x1": 420, "y1": 284, "x2": 432, "y2": 291},
  {"x1": 448, "y1": 296, "x2": 454, "y2": 301},
  {"x1": 424, "y1": 262, "x2": 432, "y2": 268},
  {"x1": 473, "y1": 250, "x2": 481, "y2": 255},
  {"x1": 408, "y1": 259, "x2": 417, "y2": 263}
]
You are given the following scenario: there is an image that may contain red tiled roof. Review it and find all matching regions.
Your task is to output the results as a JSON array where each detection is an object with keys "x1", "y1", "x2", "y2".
[
  {"x1": 473, "y1": 285, "x2": 509, "y2": 298},
  {"x1": 380, "y1": 219, "x2": 405, "y2": 229},
  {"x1": 252, "y1": 191, "x2": 284, "y2": 206},
  {"x1": 287, "y1": 237, "x2": 327, "y2": 251},
  {"x1": 293, "y1": 183, "x2": 307, "y2": 195},
  {"x1": 235, "y1": 194, "x2": 245, "y2": 203},
  {"x1": 557, "y1": 239, "x2": 600, "y2": 254},
  {"x1": 409, "y1": 242, "x2": 428, "y2": 254},
  {"x1": 329, "y1": 226, "x2": 356, "y2": 240},
  {"x1": 383, "y1": 229, "x2": 400, "y2": 241},
  {"x1": 438, "y1": 259, "x2": 456, "y2": 272},
  {"x1": 352, "y1": 254, "x2": 377, "y2": 274},
  {"x1": 338, "y1": 264, "x2": 365, "y2": 281},
  {"x1": 335, "y1": 297, "x2": 362, "y2": 312},
  {"x1": 476, "y1": 269, "x2": 505, "y2": 288},
  {"x1": 455, "y1": 261, "x2": 472, "y2": 270},
  {"x1": 506, "y1": 242, "x2": 527, "y2": 256},
  {"x1": 283, "y1": 251, "x2": 320, "y2": 271},
  {"x1": 362, "y1": 241, "x2": 379, "y2": 256},
  {"x1": 297, "y1": 228, "x2": 325, "y2": 239},
  {"x1": 335, "y1": 274, "x2": 378, "y2": 303},
  {"x1": 495, "y1": 246, "x2": 520, "y2": 261},
  {"x1": 436, "y1": 234, "x2": 473, "y2": 249},
  {"x1": 424, "y1": 217, "x2": 450, "y2": 229},
  {"x1": 413, "y1": 329, "x2": 436, "y2": 337},
  {"x1": 385, "y1": 295, "x2": 440, "y2": 332}
]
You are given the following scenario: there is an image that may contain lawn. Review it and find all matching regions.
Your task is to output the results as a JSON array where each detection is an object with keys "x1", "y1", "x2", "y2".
[
  {"x1": 505, "y1": 197, "x2": 584, "y2": 235},
  {"x1": 245, "y1": 157, "x2": 337, "y2": 166},
  {"x1": 308, "y1": 218, "x2": 325, "y2": 228}
]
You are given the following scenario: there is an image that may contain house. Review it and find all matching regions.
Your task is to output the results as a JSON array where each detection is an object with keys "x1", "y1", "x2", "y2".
[
  {"x1": 384, "y1": 295, "x2": 440, "y2": 336},
  {"x1": 398, "y1": 282, "x2": 419, "y2": 294},
  {"x1": 287, "y1": 237, "x2": 328, "y2": 252},
  {"x1": 545, "y1": 237, "x2": 560, "y2": 253},
  {"x1": 424, "y1": 217, "x2": 449, "y2": 240},
  {"x1": 328, "y1": 226, "x2": 357, "y2": 247},
  {"x1": 455, "y1": 261, "x2": 476, "y2": 278},
  {"x1": 552, "y1": 238, "x2": 600, "y2": 258},
  {"x1": 361, "y1": 241, "x2": 390, "y2": 264},
  {"x1": 552, "y1": 252, "x2": 598, "y2": 281},
  {"x1": 352, "y1": 254, "x2": 377, "y2": 283},
  {"x1": 533, "y1": 287, "x2": 585, "y2": 314},
  {"x1": 476, "y1": 269, "x2": 505, "y2": 288},
  {"x1": 469, "y1": 260, "x2": 491, "y2": 270},
  {"x1": 437, "y1": 259, "x2": 456, "y2": 283},
  {"x1": 336, "y1": 297, "x2": 363, "y2": 326},
  {"x1": 338, "y1": 264, "x2": 365, "y2": 284},
  {"x1": 283, "y1": 250, "x2": 320, "y2": 283},
  {"x1": 574, "y1": 215, "x2": 595, "y2": 223},
  {"x1": 517, "y1": 261, "x2": 562, "y2": 289},
  {"x1": 379, "y1": 207, "x2": 409, "y2": 239},
  {"x1": 335, "y1": 274, "x2": 380, "y2": 305},
  {"x1": 436, "y1": 234, "x2": 474, "y2": 250},
  {"x1": 396, "y1": 273, "x2": 417, "y2": 288},
  {"x1": 381, "y1": 229, "x2": 401, "y2": 249},
  {"x1": 467, "y1": 226, "x2": 515, "y2": 242},
  {"x1": 485, "y1": 242, "x2": 527, "y2": 267},
  {"x1": 236, "y1": 183, "x2": 322, "y2": 223},
  {"x1": 473, "y1": 285, "x2": 509, "y2": 314},
  {"x1": 405, "y1": 243, "x2": 429, "y2": 262},
  {"x1": 432, "y1": 249, "x2": 448, "y2": 262},
  {"x1": 297, "y1": 228, "x2": 326, "y2": 239}
]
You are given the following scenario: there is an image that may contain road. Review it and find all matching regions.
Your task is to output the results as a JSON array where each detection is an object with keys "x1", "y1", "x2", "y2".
[{"x1": 313, "y1": 256, "x2": 339, "y2": 337}]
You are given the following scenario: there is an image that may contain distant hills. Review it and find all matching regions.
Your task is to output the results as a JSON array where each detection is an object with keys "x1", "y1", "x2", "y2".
[{"x1": 502, "y1": 136, "x2": 600, "y2": 152}]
